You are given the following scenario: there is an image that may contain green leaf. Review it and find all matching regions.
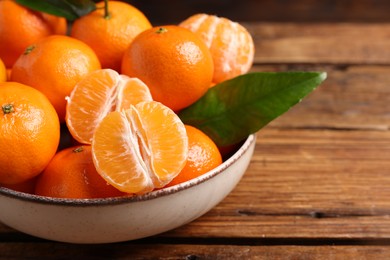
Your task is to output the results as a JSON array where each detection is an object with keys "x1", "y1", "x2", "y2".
[
  {"x1": 15, "y1": 0, "x2": 96, "y2": 21},
  {"x1": 179, "y1": 71, "x2": 327, "y2": 147}
]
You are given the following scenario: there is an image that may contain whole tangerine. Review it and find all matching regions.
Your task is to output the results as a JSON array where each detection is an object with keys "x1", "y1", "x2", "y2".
[
  {"x1": 0, "y1": 82, "x2": 60, "y2": 185},
  {"x1": 165, "y1": 125, "x2": 222, "y2": 187},
  {"x1": 11, "y1": 35, "x2": 101, "y2": 121},
  {"x1": 35, "y1": 145, "x2": 125, "y2": 199},
  {"x1": 71, "y1": 0, "x2": 152, "y2": 71},
  {"x1": 0, "y1": 0, "x2": 67, "y2": 68},
  {"x1": 121, "y1": 25, "x2": 214, "y2": 111}
]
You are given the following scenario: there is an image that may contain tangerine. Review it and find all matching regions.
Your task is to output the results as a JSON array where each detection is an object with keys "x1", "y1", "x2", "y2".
[
  {"x1": 92, "y1": 101, "x2": 188, "y2": 194},
  {"x1": 121, "y1": 25, "x2": 214, "y2": 111},
  {"x1": 35, "y1": 145, "x2": 125, "y2": 199},
  {"x1": 71, "y1": 0, "x2": 152, "y2": 71},
  {"x1": 180, "y1": 13, "x2": 255, "y2": 83},
  {"x1": 66, "y1": 68, "x2": 152, "y2": 144},
  {"x1": 166, "y1": 125, "x2": 222, "y2": 187},
  {"x1": 11, "y1": 35, "x2": 101, "y2": 121},
  {"x1": 0, "y1": 0, "x2": 67, "y2": 68},
  {"x1": 0, "y1": 82, "x2": 60, "y2": 185},
  {"x1": 1, "y1": 177, "x2": 37, "y2": 194}
]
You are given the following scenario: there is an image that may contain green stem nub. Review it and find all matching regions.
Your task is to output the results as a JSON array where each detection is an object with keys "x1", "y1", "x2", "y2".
[
  {"x1": 73, "y1": 146, "x2": 84, "y2": 153},
  {"x1": 24, "y1": 45, "x2": 35, "y2": 55},
  {"x1": 2, "y1": 104, "x2": 14, "y2": 114},
  {"x1": 104, "y1": 0, "x2": 111, "y2": 19},
  {"x1": 156, "y1": 27, "x2": 168, "y2": 34}
]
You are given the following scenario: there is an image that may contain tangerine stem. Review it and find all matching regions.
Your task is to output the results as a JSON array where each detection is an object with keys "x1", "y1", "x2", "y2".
[
  {"x1": 104, "y1": 0, "x2": 110, "y2": 19},
  {"x1": 156, "y1": 27, "x2": 168, "y2": 34},
  {"x1": 73, "y1": 146, "x2": 84, "y2": 153},
  {"x1": 2, "y1": 104, "x2": 14, "y2": 114},
  {"x1": 24, "y1": 45, "x2": 35, "y2": 55}
]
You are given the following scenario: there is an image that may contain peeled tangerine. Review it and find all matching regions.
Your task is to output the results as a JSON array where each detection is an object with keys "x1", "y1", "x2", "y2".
[
  {"x1": 92, "y1": 101, "x2": 188, "y2": 194},
  {"x1": 66, "y1": 69, "x2": 152, "y2": 144},
  {"x1": 180, "y1": 13, "x2": 255, "y2": 83}
]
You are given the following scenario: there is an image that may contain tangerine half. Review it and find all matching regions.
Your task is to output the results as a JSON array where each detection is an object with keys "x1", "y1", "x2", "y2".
[
  {"x1": 66, "y1": 69, "x2": 152, "y2": 144},
  {"x1": 92, "y1": 101, "x2": 188, "y2": 194}
]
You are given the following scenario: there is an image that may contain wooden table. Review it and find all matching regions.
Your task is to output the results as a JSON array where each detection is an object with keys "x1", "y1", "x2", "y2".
[{"x1": 1, "y1": 22, "x2": 390, "y2": 259}]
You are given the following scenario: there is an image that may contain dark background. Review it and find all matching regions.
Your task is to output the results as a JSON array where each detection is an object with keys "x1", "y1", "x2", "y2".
[{"x1": 124, "y1": 0, "x2": 390, "y2": 25}]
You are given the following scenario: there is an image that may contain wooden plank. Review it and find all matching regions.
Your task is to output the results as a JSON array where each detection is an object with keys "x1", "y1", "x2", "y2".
[
  {"x1": 170, "y1": 215, "x2": 390, "y2": 240},
  {"x1": 250, "y1": 65, "x2": 390, "y2": 130},
  {"x1": 246, "y1": 23, "x2": 390, "y2": 64},
  {"x1": 1, "y1": 243, "x2": 390, "y2": 259},
  {"x1": 165, "y1": 128, "x2": 390, "y2": 239}
]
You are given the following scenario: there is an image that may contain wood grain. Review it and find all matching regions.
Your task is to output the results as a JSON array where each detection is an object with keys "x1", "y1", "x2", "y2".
[
  {"x1": 1, "y1": 243, "x2": 390, "y2": 259},
  {"x1": 163, "y1": 128, "x2": 390, "y2": 239},
  {"x1": 247, "y1": 23, "x2": 390, "y2": 64}
]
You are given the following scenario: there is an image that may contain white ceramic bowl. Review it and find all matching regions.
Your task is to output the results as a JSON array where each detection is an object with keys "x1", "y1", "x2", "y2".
[{"x1": 0, "y1": 134, "x2": 256, "y2": 244}]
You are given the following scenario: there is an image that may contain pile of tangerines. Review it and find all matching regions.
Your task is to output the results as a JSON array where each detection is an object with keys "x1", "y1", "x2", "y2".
[{"x1": 0, "y1": 0, "x2": 254, "y2": 198}]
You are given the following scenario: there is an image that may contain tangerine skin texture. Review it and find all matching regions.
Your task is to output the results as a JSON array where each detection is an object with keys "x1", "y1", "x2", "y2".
[
  {"x1": 0, "y1": 0, "x2": 66, "y2": 68},
  {"x1": 0, "y1": 82, "x2": 60, "y2": 185},
  {"x1": 166, "y1": 125, "x2": 222, "y2": 187},
  {"x1": 71, "y1": 1, "x2": 152, "y2": 71},
  {"x1": 11, "y1": 35, "x2": 101, "y2": 121},
  {"x1": 121, "y1": 26, "x2": 214, "y2": 112},
  {"x1": 35, "y1": 146, "x2": 125, "y2": 199}
]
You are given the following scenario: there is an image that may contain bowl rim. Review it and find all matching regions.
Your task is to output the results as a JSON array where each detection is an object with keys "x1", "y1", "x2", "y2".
[{"x1": 0, "y1": 134, "x2": 255, "y2": 207}]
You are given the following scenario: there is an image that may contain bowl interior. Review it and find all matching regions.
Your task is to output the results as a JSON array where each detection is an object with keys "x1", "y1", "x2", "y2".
[{"x1": 0, "y1": 134, "x2": 256, "y2": 206}]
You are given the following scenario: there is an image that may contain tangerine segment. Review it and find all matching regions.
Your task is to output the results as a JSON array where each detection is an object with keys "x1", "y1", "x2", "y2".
[
  {"x1": 66, "y1": 69, "x2": 152, "y2": 144},
  {"x1": 92, "y1": 101, "x2": 188, "y2": 194},
  {"x1": 180, "y1": 13, "x2": 255, "y2": 83},
  {"x1": 116, "y1": 75, "x2": 153, "y2": 110}
]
